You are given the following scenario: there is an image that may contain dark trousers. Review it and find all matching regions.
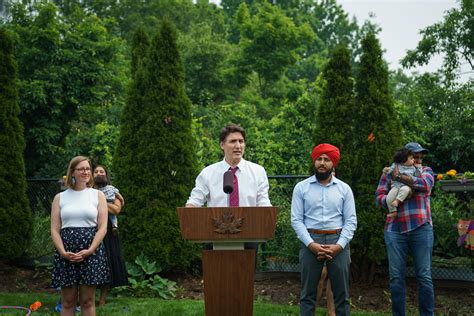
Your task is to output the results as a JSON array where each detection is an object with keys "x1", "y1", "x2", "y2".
[{"x1": 299, "y1": 233, "x2": 351, "y2": 316}]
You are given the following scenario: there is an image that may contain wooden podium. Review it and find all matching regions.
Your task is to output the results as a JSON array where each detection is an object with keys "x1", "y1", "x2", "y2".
[{"x1": 177, "y1": 207, "x2": 277, "y2": 316}]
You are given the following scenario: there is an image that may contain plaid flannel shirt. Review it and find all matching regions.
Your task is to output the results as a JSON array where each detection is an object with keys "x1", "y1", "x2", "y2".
[{"x1": 375, "y1": 166, "x2": 434, "y2": 233}]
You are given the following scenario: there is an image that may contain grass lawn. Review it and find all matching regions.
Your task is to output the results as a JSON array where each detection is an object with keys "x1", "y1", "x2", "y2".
[{"x1": 0, "y1": 292, "x2": 392, "y2": 315}]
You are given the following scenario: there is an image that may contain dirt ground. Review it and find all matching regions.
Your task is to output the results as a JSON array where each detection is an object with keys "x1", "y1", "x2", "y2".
[
  {"x1": 172, "y1": 272, "x2": 474, "y2": 314},
  {"x1": 1, "y1": 261, "x2": 473, "y2": 314}
]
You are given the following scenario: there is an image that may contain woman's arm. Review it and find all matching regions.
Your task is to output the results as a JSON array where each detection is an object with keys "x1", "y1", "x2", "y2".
[
  {"x1": 107, "y1": 196, "x2": 123, "y2": 215},
  {"x1": 51, "y1": 194, "x2": 66, "y2": 256},
  {"x1": 116, "y1": 192, "x2": 124, "y2": 206}
]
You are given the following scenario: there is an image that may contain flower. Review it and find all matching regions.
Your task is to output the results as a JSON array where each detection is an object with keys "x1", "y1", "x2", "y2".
[
  {"x1": 438, "y1": 170, "x2": 474, "y2": 181},
  {"x1": 446, "y1": 169, "x2": 457, "y2": 179},
  {"x1": 30, "y1": 301, "x2": 42, "y2": 311}
]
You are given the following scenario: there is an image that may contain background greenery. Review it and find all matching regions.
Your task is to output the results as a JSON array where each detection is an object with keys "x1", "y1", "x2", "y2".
[
  {"x1": 0, "y1": 27, "x2": 32, "y2": 260},
  {"x1": 0, "y1": 0, "x2": 472, "y2": 275}
]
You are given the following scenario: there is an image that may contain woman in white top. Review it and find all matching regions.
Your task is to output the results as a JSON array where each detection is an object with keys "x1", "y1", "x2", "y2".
[{"x1": 51, "y1": 156, "x2": 109, "y2": 316}]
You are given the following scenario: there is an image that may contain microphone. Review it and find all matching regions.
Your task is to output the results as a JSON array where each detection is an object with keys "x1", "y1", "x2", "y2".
[{"x1": 223, "y1": 170, "x2": 234, "y2": 194}]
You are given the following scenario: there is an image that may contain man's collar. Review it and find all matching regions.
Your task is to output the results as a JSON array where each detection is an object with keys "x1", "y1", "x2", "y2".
[
  {"x1": 222, "y1": 158, "x2": 246, "y2": 170},
  {"x1": 310, "y1": 174, "x2": 338, "y2": 185}
]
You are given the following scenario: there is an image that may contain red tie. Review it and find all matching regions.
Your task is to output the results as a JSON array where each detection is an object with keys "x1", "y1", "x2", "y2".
[{"x1": 229, "y1": 167, "x2": 239, "y2": 206}]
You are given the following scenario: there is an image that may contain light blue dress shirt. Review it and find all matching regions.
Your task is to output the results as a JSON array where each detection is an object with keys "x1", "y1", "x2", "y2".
[{"x1": 291, "y1": 175, "x2": 357, "y2": 249}]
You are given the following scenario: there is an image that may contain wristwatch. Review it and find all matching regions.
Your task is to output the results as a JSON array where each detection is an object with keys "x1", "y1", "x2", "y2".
[{"x1": 396, "y1": 174, "x2": 401, "y2": 181}]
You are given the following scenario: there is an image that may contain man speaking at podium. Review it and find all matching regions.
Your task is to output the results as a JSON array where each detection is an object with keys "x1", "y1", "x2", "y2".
[{"x1": 186, "y1": 124, "x2": 271, "y2": 249}]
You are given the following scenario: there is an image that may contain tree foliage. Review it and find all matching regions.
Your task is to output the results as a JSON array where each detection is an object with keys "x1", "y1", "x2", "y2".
[
  {"x1": 264, "y1": 93, "x2": 317, "y2": 176},
  {"x1": 313, "y1": 44, "x2": 356, "y2": 183},
  {"x1": 0, "y1": 28, "x2": 32, "y2": 260},
  {"x1": 114, "y1": 21, "x2": 199, "y2": 271},
  {"x1": 282, "y1": 0, "x2": 367, "y2": 84},
  {"x1": 351, "y1": 32, "x2": 402, "y2": 279},
  {"x1": 2, "y1": 0, "x2": 470, "y2": 275},
  {"x1": 236, "y1": 2, "x2": 314, "y2": 97},
  {"x1": 7, "y1": 2, "x2": 127, "y2": 176},
  {"x1": 402, "y1": 0, "x2": 473, "y2": 82},
  {"x1": 178, "y1": 22, "x2": 232, "y2": 105},
  {"x1": 391, "y1": 71, "x2": 473, "y2": 171}
]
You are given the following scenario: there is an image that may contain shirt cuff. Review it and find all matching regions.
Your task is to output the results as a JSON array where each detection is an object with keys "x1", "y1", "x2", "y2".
[
  {"x1": 186, "y1": 198, "x2": 202, "y2": 207},
  {"x1": 337, "y1": 237, "x2": 348, "y2": 249},
  {"x1": 302, "y1": 234, "x2": 314, "y2": 247}
]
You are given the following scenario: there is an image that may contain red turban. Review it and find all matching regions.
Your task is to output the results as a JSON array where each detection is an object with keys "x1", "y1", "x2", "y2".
[{"x1": 311, "y1": 143, "x2": 340, "y2": 167}]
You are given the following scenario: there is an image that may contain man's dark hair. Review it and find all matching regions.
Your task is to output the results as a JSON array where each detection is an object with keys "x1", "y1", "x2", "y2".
[
  {"x1": 393, "y1": 148, "x2": 413, "y2": 164},
  {"x1": 219, "y1": 124, "x2": 246, "y2": 143}
]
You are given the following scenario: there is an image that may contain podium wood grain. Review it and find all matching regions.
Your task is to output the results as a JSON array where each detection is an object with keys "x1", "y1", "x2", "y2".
[
  {"x1": 203, "y1": 250, "x2": 255, "y2": 316},
  {"x1": 176, "y1": 207, "x2": 277, "y2": 241}
]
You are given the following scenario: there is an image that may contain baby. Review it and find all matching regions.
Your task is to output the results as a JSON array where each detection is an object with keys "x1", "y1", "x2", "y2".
[
  {"x1": 384, "y1": 148, "x2": 420, "y2": 217},
  {"x1": 94, "y1": 165, "x2": 123, "y2": 234}
]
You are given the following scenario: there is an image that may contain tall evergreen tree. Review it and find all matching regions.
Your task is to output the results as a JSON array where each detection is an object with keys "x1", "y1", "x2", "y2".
[
  {"x1": 114, "y1": 21, "x2": 199, "y2": 270},
  {"x1": 313, "y1": 44, "x2": 356, "y2": 183},
  {"x1": 0, "y1": 28, "x2": 32, "y2": 259},
  {"x1": 351, "y1": 32, "x2": 402, "y2": 281},
  {"x1": 130, "y1": 27, "x2": 149, "y2": 77}
]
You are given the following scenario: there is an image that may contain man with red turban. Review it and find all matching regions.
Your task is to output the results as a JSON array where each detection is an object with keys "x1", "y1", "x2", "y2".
[{"x1": 291, "y1": 143, "x2": 357, "y2": 316}]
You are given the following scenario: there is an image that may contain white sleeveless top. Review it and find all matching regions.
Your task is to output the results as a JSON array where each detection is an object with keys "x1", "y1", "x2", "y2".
[{"x1": 60, "y1": 188, "x2": 99, "y2": 228}]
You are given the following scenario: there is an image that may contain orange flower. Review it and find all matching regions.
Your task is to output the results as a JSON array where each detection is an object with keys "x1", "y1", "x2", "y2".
[
  {"x1": 437, "y1": 174, "x2": 444, "y2": 180},
  {"x1": 30, "y1": 301, "x2": 42, "y2": 311}
]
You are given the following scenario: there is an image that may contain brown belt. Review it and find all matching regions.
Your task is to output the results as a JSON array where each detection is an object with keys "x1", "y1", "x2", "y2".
[{"x1": 307, "y1": 228, "x2": 342, "y2": 235}]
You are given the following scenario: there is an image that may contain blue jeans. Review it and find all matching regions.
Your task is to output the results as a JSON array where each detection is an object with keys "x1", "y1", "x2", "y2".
[{"x1": 384, "y1": 223, "x2": 434, "y2": 316}]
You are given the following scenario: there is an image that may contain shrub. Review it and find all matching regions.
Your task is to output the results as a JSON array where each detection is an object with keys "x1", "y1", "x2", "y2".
[
  {"x1": 114, "y1": 254, "x2": 178, "y2": 299},
  {"x1": 351, "y1": 32, "x2": 403, "y2": 279},
  {"x1": 430, "y1": 184, "x2": 469, "y2": 259},
  {"x1": 0, "y1": 28, "x2": 32, "y2": 260},
  {"x1": 114, "y1": 21, "x2": 199, "y2": 271}
]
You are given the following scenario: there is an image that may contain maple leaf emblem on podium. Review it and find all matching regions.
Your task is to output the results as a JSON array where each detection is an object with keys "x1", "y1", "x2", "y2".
[{"x1": 213, "y1": 209, "x2": 243, "y2": 234}]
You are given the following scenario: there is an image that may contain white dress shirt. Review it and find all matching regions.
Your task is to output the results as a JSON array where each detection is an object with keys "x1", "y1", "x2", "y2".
[
  {"x1": 187, "y1": 158, "x2": 271, "y2": 207},
  {"x1": 291, "y1": 175, "x2": 357, "y2": 249}
]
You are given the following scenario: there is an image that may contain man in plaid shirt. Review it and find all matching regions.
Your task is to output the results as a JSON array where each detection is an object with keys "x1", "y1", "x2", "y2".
[{"x1": 375, "y1": 142, "x2": 435, "y2": 316}]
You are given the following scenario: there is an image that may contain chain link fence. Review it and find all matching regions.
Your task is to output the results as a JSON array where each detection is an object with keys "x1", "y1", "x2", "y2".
[
  {"x1": 26, "y1": 177, "x2": 473, "y2": 281},
  {"x1": 26, "y1": 178, "x2": 62, "y2": 214}
]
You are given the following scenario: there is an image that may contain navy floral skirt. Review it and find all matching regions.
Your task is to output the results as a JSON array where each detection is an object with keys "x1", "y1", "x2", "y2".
[{"x1": 52, "y1": 227, "x2": 110, "y2": 288}]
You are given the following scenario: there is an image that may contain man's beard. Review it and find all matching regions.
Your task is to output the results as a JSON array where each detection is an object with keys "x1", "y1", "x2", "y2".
[
  {"x1": 94, "y1": 175, "x2": 108, "y2": 188},
  {"x1": 315, "y1": 167, "x2": 333, "y2": 181}
]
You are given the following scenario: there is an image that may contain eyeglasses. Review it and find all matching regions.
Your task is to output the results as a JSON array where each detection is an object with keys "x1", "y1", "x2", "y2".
[
  {"x1": 75, "y1": 167, "x2": 91, "y2": 173},
  {"x1": 413, "y1": 155, "x2": 423, "y2": 160}
]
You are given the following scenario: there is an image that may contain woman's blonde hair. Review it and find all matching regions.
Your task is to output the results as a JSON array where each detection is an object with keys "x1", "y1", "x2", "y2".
[{"x1": 65, "y1": 156, "x2": 94, "y2": 189}]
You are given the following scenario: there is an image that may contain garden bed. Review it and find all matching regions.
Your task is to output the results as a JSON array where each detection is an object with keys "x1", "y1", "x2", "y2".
[{"x1": 1, "y1": 261, "x2": 473, "y2": 314}]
